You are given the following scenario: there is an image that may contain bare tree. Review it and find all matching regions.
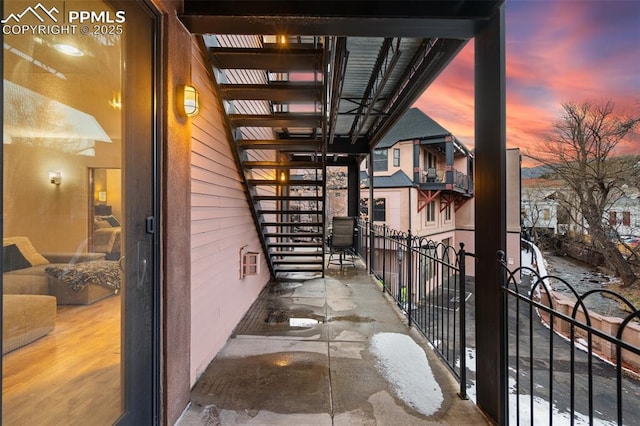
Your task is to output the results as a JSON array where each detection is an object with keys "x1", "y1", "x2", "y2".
[{"x1": 527, "y1": 100, "x2": 640, "y2": 288}]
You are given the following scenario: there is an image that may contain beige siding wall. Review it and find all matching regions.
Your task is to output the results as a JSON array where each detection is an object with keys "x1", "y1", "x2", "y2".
[{"x1": 189, "y1": 40, "x2": 271, "y2": 384}]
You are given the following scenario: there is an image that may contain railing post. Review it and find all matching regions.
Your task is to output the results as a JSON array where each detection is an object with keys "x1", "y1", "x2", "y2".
[
  {"x1": 382, "y1": 225, "x2": 387, "y2": 293},
  {"x1": 369, "y1": 220, "x2": 375, "y2": 275},
  {"x1": 459, "y1": 243, "x2": 468, "y2": 400},
  {"x1": 407, "y1": 230, "x2": 413, "y2": 327}
]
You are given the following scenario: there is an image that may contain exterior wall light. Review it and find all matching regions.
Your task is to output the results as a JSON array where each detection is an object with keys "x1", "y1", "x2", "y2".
[
  {"x1": 49, "y1": 171, "x2": 62, "y2": 185},
  {"x1": 179, "y1": 84, "x2": 199, "y2": 117}
]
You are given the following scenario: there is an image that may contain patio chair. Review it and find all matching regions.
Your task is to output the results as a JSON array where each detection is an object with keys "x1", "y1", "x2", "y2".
[{"x1": 327, "y1": 216, "x2": 357, "y2": 268}]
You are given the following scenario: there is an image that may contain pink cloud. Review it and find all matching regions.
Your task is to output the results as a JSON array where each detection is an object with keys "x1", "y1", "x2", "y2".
[{"x1": 414, "y1": 0, "x2": 640, "y2": 166}]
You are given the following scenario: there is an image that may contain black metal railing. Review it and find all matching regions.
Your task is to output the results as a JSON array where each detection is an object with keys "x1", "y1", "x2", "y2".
[
  {"x1": 499, "y1": 250, "x2": 640, "y2": 425},
  {"x1": 356, "y1": 219, "x2": 471, "y2": 398},
  {"x1": 417, "y1": 167, "x2": 473, "y2": 194}
]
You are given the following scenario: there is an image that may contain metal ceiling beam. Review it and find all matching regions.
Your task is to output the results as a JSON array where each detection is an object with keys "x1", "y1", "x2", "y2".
[
  {"x1": 349, "y1": 38, "x2": 402, "y2": 143},
  {"x1": 327, "y1": 37, "x2": 348, "y2": 145},
  {"x1": 209, "y1": 47, "x2": 323, "y2": 71},
  {"x1": 367, "y1": 38, "x2": 467, "y2": 149},
  {"x1": 181, "y1": 1, "x2": 503, "y2": 38},
  {"x1": 220, "y1": 83, "x2": 322, "y2": 102}
]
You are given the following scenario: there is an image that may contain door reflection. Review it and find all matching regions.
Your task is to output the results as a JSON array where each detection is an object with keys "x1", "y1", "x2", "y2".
[{"x1": 2, "y1": 0, "x2": 124, "y2": 423}]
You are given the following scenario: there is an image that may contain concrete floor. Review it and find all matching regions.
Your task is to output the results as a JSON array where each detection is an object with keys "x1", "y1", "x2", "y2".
[{"x1": 176, "y1": 261, "x2": 490, "y2": 425}]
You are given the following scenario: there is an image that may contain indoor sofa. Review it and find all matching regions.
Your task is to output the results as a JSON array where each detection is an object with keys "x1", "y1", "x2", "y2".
[{"x1": 2, "y1": 236, "x2": 118, "y2": 354}]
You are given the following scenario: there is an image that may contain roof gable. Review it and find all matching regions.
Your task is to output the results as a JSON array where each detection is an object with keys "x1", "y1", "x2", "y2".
[
  {"x1": 377, "y1": 107, "x2": 450, "y2": 149},
  {"x1": 360, "y1": 169, "x2": 414, "y2": 188}
]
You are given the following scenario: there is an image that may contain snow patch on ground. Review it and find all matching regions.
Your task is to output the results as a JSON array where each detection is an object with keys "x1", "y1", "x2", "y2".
[
  {"x1": 507, "y1": 377, "x2": 616, "y2": 426},
  {"x1": 370, "y1": 332, "x2": 443, "y2": 416},
  {"x1": 467, "y1": 359, "x2": 615, "y2": 425}
]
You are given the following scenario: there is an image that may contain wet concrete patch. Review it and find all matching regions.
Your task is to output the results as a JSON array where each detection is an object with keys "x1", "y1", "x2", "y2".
[
  {"x1": 269, "y1": 280, "x2": 304, "y2": 295},
  {"x1": 330, "y1": 314, "x2": 375, "y2": 323},
  {"x1": 191, "y1": 352, "x2": 331, "y2": 414}
]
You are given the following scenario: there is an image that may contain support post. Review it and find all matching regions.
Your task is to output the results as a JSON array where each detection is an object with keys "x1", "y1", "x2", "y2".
[
  {"x1": 445, "y1": 137, "x2": 454, "y2": 186},
  {"x1": 368, "y1": 152, "x2": 375, "y2": 273},
  {"x1": 474, "y1": 5, "x2": 507, "y2": 424},
  {"x1": 413, "y1": 139, "x2": 421, "y2": 183},
  {"x1": 347, "y1": 159, "x2": 360, "y2": 218}
]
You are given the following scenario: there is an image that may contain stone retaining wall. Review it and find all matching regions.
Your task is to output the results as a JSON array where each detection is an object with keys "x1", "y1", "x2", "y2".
[{"x1": 536, "y1": 290, "x2": 640, "y2": 374}]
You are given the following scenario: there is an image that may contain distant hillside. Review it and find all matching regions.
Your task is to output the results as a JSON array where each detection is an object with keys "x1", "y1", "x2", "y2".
[{"x1": 521, "y1": 165, "x2": 550, "y2": 179}]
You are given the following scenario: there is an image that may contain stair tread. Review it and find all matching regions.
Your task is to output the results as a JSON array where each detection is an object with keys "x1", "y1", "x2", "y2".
[
  {"x1": 220, "y1": 83, "x2": 322, "y2": 102},
  {"x1": 209, "y1": 47, "x2": 323, "y2": 72},
  {"x1": 259, "y1": 212, "x2": 323, "y2": 216},
  {"x1": 275, "y1": 266, "x2": 324, "y2": 272},
  {"x1": 230, "y1": 113, "x2": 322, "y2": 128},
  {"x1": 262, "y1": 222, "x2": 323, "y2": 227},
  {"x1": 273, "y1": 259, "x2": 324, "y2": 264},
  {"x1": 249, "y1": 179, "x2": 323, "y2": 186},
  {"x1": 255, "y1": 196, "x2": 323, "y2": 202},
  {"x1": 269, "y1": 241, "x2": 323, "y2": 247},
  {"x1": 243, "y1": 161, "x2": 322, "y2": 169},
  {"x1": 239, "y1": 139, "x2": 322, "y2": 151},
  {"x1": 271, "y1": 252, "x2": 323, "y2": 257},
  {"x1": 265, "y1": 232, "x2": 322, "y2": 237}
]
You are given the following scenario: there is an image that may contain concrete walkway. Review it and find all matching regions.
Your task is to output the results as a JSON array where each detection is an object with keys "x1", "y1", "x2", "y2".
[{"x1": 176, "y1": 263, "x2": 489, "y2": 425}]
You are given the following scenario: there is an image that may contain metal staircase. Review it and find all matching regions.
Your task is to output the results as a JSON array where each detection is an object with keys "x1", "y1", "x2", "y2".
[{"x1": 209, "y1": 36, "x2": 327, "y2": 278}]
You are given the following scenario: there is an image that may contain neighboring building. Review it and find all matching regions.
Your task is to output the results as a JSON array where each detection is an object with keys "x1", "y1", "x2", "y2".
[
  {"x1": 521, "y1": 178, "x2": 568, "y2": 238},
  {"x1": 521, "y1": 178, "x2": 640, "y2": 240},
  {"x1": 359, "y1": 108, "x2": 521, "y2": 274},
  {"x1": 608, "y1": 185, "x2": 640, "y2": 238}
]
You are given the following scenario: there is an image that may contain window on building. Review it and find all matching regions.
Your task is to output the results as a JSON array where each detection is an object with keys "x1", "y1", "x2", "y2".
[
  {"x1": 373, "y1": 198, "x2": 386, "y2": 221},
  {"x1": 373, "y1": 150, "x2": 388, "y2": 171},
  {"x1": 543, "y1": 208, "x2": 550, "y2": 221},
  {"x1": 420, "y1": 243, "x2": 436, "y2": 285},
  {"x1": 424, "y1": 151, "x2": 437, "y2": 169},
  {"x1": 393, "y1": 148, "x2": 400, "y2": 167},
  {"x1": 360, "y1": 198, "x2": 386, "y2": 221},
  {"x1": 425, "y1": 200, "x2": 436, "y2": 224},
  {"x1": 444, "y1": 203, "x2": 452, "y2": 222},
  {"x1": 609, "y1": 211, "x2": 617, "y2": 225},
  {"x1": 623, "y1": 211, "x2": 631, "y2": 226}
]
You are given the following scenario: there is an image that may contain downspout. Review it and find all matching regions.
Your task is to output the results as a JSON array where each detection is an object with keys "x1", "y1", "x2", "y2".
[{"x1": 408, "y1": 186, "x2": 412, "y2": 231}]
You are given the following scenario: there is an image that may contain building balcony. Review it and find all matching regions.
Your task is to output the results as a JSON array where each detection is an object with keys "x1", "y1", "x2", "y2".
[{"x1": 417, "y1": 167, "x2": 474, "y2": 195}]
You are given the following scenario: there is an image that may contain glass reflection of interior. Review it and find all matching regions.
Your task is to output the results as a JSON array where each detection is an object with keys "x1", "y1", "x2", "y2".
[{"x1": 2, "y1": 1, "x2": 123, "y2": 423}]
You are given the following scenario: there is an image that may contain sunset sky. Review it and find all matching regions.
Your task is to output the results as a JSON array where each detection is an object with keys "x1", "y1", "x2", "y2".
[{"x1": 414, "y1": 0, "x2": 640, "y2": 166}]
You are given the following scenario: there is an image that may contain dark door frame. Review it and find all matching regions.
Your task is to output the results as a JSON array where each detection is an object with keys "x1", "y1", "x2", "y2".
[{"x1": 113, "y1": 0, "x2": 162, "y2": 424}]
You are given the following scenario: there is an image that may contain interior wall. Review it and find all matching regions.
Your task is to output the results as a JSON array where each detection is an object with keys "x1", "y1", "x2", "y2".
[
  {"x1": 106, "y1": 169, "x2": 122, "y2": 220},
  {"x1": 2, "y1": 140, "x2": 120, "y2": 253}
]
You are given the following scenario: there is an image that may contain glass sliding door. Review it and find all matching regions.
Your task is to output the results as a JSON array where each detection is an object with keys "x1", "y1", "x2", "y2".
[{"x1": 1, "y1": 0, "x2": 158, "y2": 423}]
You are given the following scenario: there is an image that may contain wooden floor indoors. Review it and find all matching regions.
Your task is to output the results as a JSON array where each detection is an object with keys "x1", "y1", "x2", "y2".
[{"x1": 2, "y1": 295, "x2": 121, "y2": 425}]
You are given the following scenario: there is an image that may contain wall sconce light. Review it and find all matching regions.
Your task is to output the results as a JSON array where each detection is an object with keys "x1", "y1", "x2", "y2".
[
  {"x1": 49, "y1": 171, "x2": 62, "y2": 185},
  {"x1": 98, "y1": 191, "x2": 107, "y2": 202},
  {"x1": 109, "y1": 92, "x2": 122, "y2": 110},
  {"x1": 279, "y1": 171, "x2": 287, "y2": 182},
  {"x1": 178, "y1": 84, "x2": 199, "y2": 117}
]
